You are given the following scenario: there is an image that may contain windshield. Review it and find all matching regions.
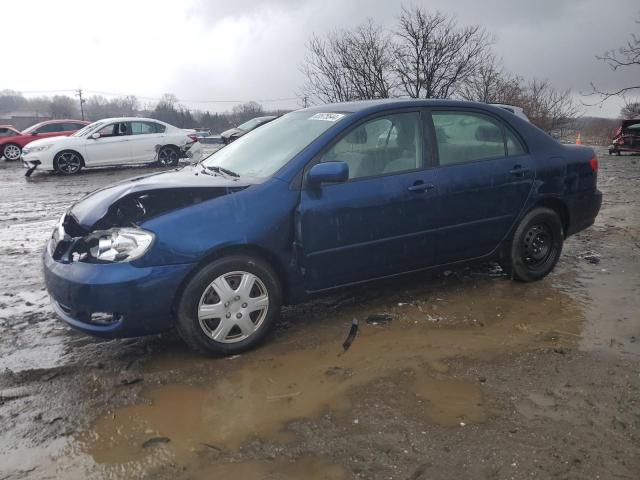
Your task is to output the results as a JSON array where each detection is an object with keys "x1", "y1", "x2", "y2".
[
  {"x1": 22, "y1": 123, "x2": 44, "y2": 134},
  {"x1": 237, "y1": 117, "x2": 266, "y2": 131},
  {"x1": 202, "y1": 111, "x2": 348, "y2": 178},
  {"x1": 72, "y1": 121, "x2": 106, "y2": 137}
]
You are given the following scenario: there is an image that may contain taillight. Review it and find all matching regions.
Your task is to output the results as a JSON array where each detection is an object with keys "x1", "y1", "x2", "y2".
[
  {"x1": 589, "y1": 157, "x2": 598, "y2": 172},
  {"x1": 188, "y1": 134, "x2": 198, "y2": 142}
]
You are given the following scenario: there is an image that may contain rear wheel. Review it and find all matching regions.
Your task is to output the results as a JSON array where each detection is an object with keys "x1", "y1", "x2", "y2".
[
  {"x1": 3, "y1": 143, "x2": 21, "y2": 161},
  {"x1": 54, "y1": 151, "x2": 83, "y2": 175},
  {"x1": 157, "y1": 145, "x2": 180, "y2": 166},
  {"x1": 508, "y1": 207, "x2": 563, "y2": 282},
  {"x1": 176, "y1": 255, "x2": 281, "y2": 356}
]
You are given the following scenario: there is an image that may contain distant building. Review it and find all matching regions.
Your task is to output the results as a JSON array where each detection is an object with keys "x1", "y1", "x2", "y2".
[{"x1": 0, "y1": 111, "x2": 51, "y2": 130}]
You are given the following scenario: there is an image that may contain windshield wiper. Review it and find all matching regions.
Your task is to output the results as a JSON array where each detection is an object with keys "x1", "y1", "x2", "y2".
[{"x1": 206, "y1": 165, "x2": 240, "y2": 178}]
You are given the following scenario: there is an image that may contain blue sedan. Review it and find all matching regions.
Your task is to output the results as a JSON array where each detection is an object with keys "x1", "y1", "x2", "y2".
[{"x1": 43, "y1": 100, "x2": 602, "y2": 355}]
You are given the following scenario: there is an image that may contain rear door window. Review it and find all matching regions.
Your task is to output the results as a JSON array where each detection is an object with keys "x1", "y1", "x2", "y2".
[
  {"x1": 432, "y1": 111, "x2": 506, "y2": 166},
  {"x1": 130, "y1": 121, "x2": 157, "y2": 135}
]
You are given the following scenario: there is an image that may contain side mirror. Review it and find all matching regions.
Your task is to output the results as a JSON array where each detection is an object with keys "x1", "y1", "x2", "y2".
[
  {"x1": 91, "y1": 132, "x2": 101, "y2": 139},
  {"x1": 307, "y1": 161, "x2": 349, "y2": 187}
]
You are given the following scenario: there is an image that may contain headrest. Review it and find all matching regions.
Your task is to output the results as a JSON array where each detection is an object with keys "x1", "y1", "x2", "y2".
[{"x1": 475, "y1": 125, "x2": 502, "y2": 143}]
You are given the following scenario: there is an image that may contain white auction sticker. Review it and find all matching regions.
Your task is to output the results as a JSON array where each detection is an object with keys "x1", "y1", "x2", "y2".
[{"x1": 309, "y1": 113, "x2": 345, "y2": 122}]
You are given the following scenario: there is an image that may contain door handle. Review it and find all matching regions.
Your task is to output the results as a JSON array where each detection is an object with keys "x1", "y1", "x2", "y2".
[
  {"x1": 408, "y1": 182, "x2": 436, "y2": 193},
  {"x1": 509, "y1": 165, "x2": 530, "y2": 176}
]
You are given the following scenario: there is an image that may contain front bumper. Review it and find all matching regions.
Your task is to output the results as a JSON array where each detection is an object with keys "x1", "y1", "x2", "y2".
[
  {"x1": 22, "y1": 151, "x2": 55, "y2": 171},
  {"x1": 43, "y1": 249, "x2": 194, "y2": 338}
]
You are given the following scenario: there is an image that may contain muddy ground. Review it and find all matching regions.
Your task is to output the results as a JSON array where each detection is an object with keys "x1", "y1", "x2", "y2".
[{"x1": 0, "y1": 149, "x2": 638, "y2": 479}]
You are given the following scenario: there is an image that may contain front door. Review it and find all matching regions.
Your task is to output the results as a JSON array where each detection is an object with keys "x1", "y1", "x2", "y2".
[
  {"x1": 297, "y1": 110, "x2": 438, "y2": 292},
  {"x1": 85, "y1": 122, "x2": 132, "y2": 165},
  {"x1": 429, "y1": 110, "x2": 535, "y2": 264}
]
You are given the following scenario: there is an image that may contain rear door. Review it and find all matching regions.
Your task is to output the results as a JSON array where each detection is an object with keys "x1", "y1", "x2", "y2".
[
  {"x1": 84, "y1": 122, "x2": 132, "y2": 165},
  {"x1": 428, "y1": 109, "x2": 534, "y2": 264},
  {"x1": 127, "y1": 121, "x2": 166, "y2": 162},
  {"x1": 297, "y1": 110, "x2": 439, "y2": 291}
]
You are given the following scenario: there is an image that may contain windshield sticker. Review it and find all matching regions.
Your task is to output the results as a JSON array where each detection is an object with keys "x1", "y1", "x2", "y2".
[{"x1": 309, "y1": 113, "x2": 345, "y2": 122}]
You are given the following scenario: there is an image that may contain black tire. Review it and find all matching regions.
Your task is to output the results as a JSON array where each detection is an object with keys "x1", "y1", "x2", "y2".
[
  {"x1": 176, "y1": 255, "x2": 282, "y2": 356},
  {"x1": 157, "y1": 145, "x2": 180, "y2": 166},
  {"x1": 53, "y1": 150, "x2": 83, "y2": 175},
  {"x1": 508, "y1": 207, "x2": 563, "y2": 282},
  {"x1": 3, "y1": 143, "x2": 22, "y2": 161}
]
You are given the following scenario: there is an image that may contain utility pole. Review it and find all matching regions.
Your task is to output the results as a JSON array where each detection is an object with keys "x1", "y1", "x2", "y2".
[{"x1": 76, "y1": 88, "x2": 85, "y2": 120}]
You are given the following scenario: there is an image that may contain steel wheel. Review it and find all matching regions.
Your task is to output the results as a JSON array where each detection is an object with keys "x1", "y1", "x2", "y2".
[
  {"x1": 521, "y1": 224, "x2": 554, "y2": 268},
  {"x1": 158, "y1": 146, "x2": 179, "y2": 166},
  {"x1": 55, "y1": 152, "x2": 82, "y2": 175},
  {"x1": 197, "y1": 271, "x2": 269, "y2": 344},
  {"x1": 3, "y1": 144, "x2": 21, "y2": 161}
]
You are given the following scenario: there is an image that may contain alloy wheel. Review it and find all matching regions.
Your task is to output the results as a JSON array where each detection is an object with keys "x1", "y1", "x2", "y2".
[
  {"x1": 3, "y1": 144, "x2": 21, "y2": 161},
  {"x1": 197, "y1": 271, "x2": 269, "y2": 343},
  {"x1": 158, "y1": 147, "x2": 178, "y2": 166},
  {"x1": 56, "y1": 152, "x2": 82, "y2": 174}
]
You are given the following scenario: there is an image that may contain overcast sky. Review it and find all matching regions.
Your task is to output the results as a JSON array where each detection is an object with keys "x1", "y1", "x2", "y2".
[{"x1": 3, "y1": 0, "x2": 639, "y2": 117}]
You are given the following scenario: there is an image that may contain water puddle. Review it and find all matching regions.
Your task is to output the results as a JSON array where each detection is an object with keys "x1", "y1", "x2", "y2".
[
  {"x1": 174, "y1": 455, "x2": 350, "y2": 480},
  {"x1": 78, "y1": 275, "x2": 584, "y2": 472}
]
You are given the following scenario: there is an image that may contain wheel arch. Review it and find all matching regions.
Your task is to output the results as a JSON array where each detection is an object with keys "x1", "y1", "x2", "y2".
[
  {"x1": 171, "y1": 244, "x2": 290, "y2": 316},
  {"x1": 532, "y1": 197, "x2": 570, "y2": 237}
]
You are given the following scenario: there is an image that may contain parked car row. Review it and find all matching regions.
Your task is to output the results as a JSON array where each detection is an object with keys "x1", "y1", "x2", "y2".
[{"x1": 4, "y1": 115, "x2": 281, "y2": 175}]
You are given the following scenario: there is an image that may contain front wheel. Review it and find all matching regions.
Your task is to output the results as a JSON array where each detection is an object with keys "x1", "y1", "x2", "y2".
[
  {"x1": 176, "y1": 255, "x2": 282, "y2": 356},
  {"x1": 54, "y1": 151, "x2": 83, "y2": 175},
  {"x1": 508, "y1": 207, "x2": 564, "y2": 282}
]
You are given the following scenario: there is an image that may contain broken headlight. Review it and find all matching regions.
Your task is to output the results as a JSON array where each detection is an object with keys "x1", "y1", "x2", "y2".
[{"x1": 87, "y1": 228, "x2": 154, "y2": 263}]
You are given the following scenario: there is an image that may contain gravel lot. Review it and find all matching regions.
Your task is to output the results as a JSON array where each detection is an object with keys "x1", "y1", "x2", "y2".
[{"x1": 0, "y1": 148, "x2": 638, "y2": 479}]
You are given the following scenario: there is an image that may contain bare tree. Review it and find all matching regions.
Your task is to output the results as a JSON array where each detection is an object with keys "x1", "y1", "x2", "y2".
[
  {"x1": 49, "y1": 95, "x2": 78, "y2": 119},
  {"x1": 459, "y1": 55, "x2": 523, "y2": 105},
  {"x1": 394, "y1": 6, "x2": 492, "y2": 99},
  {"x1": 620, "y1": 100, "x2": 640, "y2": 119},
  {"x1": 300, "y1": 33, "x2": 354, "y2": 103},
  {"x1": 337, "y1": 20, "x2": 396, "y2": 100},
  {"x1": 521, "y1": 79, "x2": 578, "y2": 134},
  {"x1": 300, "y1": 20, "x2": 394, "y2": 103},
  {"x1": 590, "y1": 17, "x2": 640, "y2": 101}
]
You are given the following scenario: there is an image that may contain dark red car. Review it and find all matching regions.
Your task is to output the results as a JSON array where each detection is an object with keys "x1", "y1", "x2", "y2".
[
  {"x1": 1, "y1": 119, "x2": 90, "y2": 161},
  {"x1": 609, "y1": 119, "x2": 640, "y2": 155}
]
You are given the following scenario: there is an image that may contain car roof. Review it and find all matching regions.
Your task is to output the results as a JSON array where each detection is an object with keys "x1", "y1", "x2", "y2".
[
  {"x1": 91, "y1": 117, "x2": 169, "y2": 124},
  {"x1": 301, "y1": 98, "x2": 507, "y2": 114}
]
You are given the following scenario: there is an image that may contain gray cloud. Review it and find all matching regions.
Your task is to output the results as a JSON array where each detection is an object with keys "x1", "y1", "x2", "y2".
[{"x1": 4, "y1": 0, "x2": 639, "y2": 117}]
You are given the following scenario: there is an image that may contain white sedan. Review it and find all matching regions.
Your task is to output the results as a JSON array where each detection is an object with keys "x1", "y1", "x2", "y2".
[{"x1": 22, "y1": 117, "x2": 202, "y2": 175}]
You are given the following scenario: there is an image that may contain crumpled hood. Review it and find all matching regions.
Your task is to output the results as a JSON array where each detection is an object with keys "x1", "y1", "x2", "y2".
[{"x1": 67, "y1": 166, "x2": 253, "y2": 232}]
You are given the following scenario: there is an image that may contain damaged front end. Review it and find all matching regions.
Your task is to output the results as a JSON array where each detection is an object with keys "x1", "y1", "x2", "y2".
[
  {"x1": 48, "y1": 169, "x2": 251, "y2": 265},
  {"x1": 50, "y1": 187, "x2": 235, "y2": 264}
]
